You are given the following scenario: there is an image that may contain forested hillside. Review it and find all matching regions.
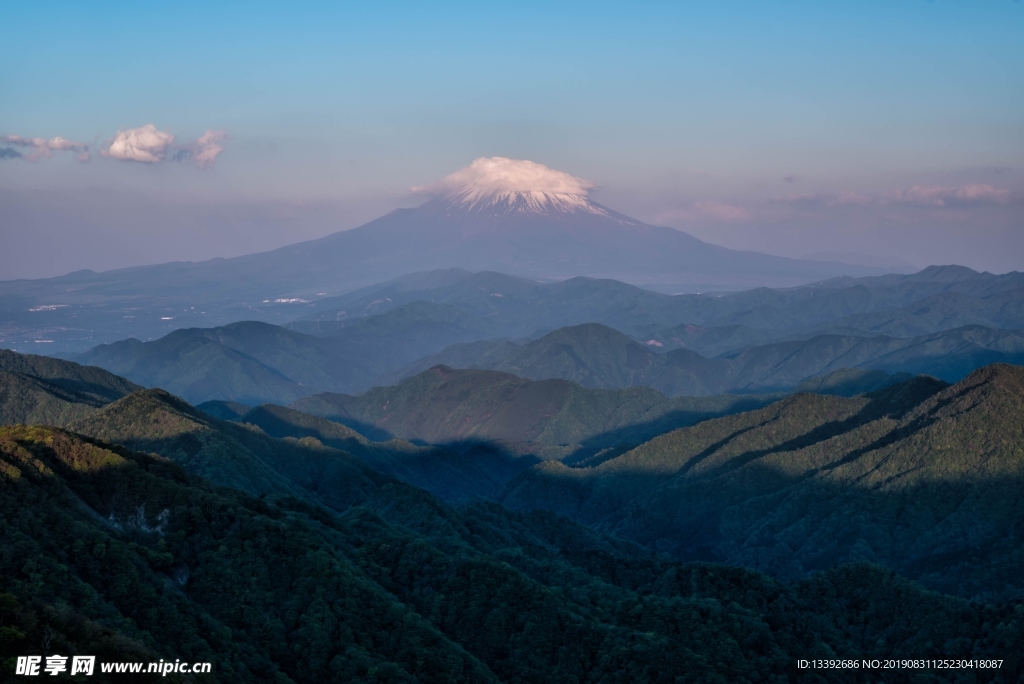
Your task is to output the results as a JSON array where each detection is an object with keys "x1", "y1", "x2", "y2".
[
  {"x1": 502, "y1": 365, "x2": 1024, "y2": 600},
  {"x1": 291, "y1": 364, "x2": 779, "y2": 451},
  {"x1": 3, "y1": 426, "x2": 1022, "y2": 682}
]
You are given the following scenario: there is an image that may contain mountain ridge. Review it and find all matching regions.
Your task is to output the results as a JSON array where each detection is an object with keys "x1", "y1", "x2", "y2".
[
  {"x1": 499, "y1": 364, "x2": 1024, "y2": 600},
  {"x1": 388, "y1": 322, "x2": 1024, "y2": 396}
]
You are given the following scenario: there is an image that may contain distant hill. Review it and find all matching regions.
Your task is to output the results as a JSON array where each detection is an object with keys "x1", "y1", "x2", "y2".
[
  {"x1": 644, "y1": 285, "x2": 1024, "y2": 354},
  {"x1": 7, "y1": 260, "x2": 1024, "y2": 361},
  {"x1": 501, "y1": 364, "x2": 1024, "y2": 601},
  {"x1": 71, "y1": 321, "x2": 379, "y2": 404},
  {"x1": 300, "y1": 265, "x2": 1024, "y2": 344},
  {"x1": 62, "y1": 296, "x2": 1024, "y2": 406},
  {"x1": 290, "y1": 365, "x2": 781, "y2": 455},
  {"x1": 397, "y1": 322, "x2": 1024, "y2": 395},
  {"x1": 4, "y1": 425, "x2": 1021, "y2": 681}
]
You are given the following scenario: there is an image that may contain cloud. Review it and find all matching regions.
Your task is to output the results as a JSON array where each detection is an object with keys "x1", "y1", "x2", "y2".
[
  {"x1": 775, "y1": 184, "x2": 1010, "y2": 209},
  {"x1": 783, "y1": 175, "x2": 796, "y2": 183},
  {"x1": 103, "y1": 125, "x2": 227, "y2": 168},
  {"x1": 192, "y1": 129, "x2": 227, "y2": 168},
  {"x1": 774, "y1": 192, "x2": 871, "y2": 208},
  {"x1": 885, "y1": 184, "x2": 1012, "y2": 207},
  {"x1": 172, "y1": 129, "x2": 228, "y2": 168},
  {"x1": 413, "y1": 157, "x2": 594, "y2": 200},
  {"x1": 657, "y1": 201, "x2": 751, "y2": 223},
  {"x1": 4, "y1": 125, "x2": 226, "y2": 168},
  {"x1": 1, "y1": 134, "x2": 89, "y2": 161},
  {"x1": 103, "y1": 124, "x2": 175, "y2": 163}
]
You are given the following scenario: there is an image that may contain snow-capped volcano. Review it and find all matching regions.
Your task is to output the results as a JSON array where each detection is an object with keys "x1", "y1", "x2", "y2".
[
  {"x1": 52, "y1": 157, "x2": 893, "y2": 308},
  {"x1": 231, "y1": 155, "x2": 882, "y2": 290},
  {"x1": 414, "y1": 157, "x2": 611, "y2": 217}
]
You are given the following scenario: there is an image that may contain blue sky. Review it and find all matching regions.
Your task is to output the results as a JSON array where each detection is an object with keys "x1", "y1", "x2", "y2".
[{"x1": 1, "y1": 1, "x2": 1022, "y2": 278}]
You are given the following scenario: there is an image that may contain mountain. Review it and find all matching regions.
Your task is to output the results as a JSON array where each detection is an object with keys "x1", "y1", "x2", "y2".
[
  {"x1": 4, "y1": 425, "x2": 1022, "y2": 681},
  {"x1": 0, "y1": 349, "x2": 141, "y2": 425},
  {"x1": 70, "y1": 321, "x2": 379, "y2": 404},
  {"x1": 0, "y1": 372, "x2": 107, "y2": 426},
  {"x1": 290, "y1": 364, "x2": 780, "y2": 458},
  {"x1": 501, "y1": 364, "x2": 1024, "y2": 601},
  {"x1": 4, "y1": 348, "x2": 767, "y2": 502},
  {"x1": 398, "y1": 322, "x2": 1024, "y2": 395},
  {"x1": 158, "y1": 170, "x2": 886, "y2": 293},
  {"x1": 300, "y1": 265, "x2": 1024, "y2": 362},
  {"x1": 223, "y1": 402, "x2": 526, "y2": 501},
  {"x1": 68, "y1": 308, "x2": 508, "y2": 404},
  {"x1": 6, "y1": 259, "x2": 1023, "y2": 363},
  {"x1": 0, "y1": 348, "x2": 140, "y2": 402},
  {"x1": 793, "y1": 367, "x2": 914, "y2": 396},
  {"x1": 2, "y1": 158, "x2": 905, "y2": 356},
  {"x1": 64, "y1": 300, "x2": 1024, "y2": 406},
  {"x1": 67, "y1": 389, "x2": 390, "y2": 508},
  {"x1": 195, "y1": 398, "x2": 251, "y2": 420}
]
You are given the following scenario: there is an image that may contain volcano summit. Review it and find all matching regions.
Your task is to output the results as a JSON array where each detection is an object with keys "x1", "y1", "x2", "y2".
[{"x1": 211, "y1": 157, "x2": 889, "y2": 294}]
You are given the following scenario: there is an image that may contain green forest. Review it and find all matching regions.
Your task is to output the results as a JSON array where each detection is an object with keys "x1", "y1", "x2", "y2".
[{"x1": 2, "y1": 350, "x2": 1024, "y2": 682}]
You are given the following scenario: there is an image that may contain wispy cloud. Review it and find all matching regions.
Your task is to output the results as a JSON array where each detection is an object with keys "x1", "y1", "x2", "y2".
[
  {"x1": 191, "y1": 129, "x2": 228, "y2": 168},
  {"x1": 171, "y1": 129, "x2": 228, "y2": 168},
  {"x1": 775, "y1": 183, "x2": 1013, "y2": 209},
  {"x1": 884, "y1": 184, "x2": 1012, "y2": 207},
  {"x1": 657, "y1": 201, "x2": 751, "y2": 223},
  {"x1": 1, "y1": 134, "x2": 89, "y2": 162},
  {"x1": 774, "y1": 191, "x2": 872, "y2": 208}
]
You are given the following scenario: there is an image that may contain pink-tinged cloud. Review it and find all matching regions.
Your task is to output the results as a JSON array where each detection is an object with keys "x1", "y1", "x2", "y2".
[
  {"x1": 774, "y1": 192, "x2": 871, "y2": 208},
  {"x1": 103, "y1": 124, "x2": 175, "y2": 163},
  {"x1": 885, "y1": 184, "x2": 1012, "y2": 207},
  {"x1": 695, "y1": 201, "x2": 751, "y2": 220},
  {"x1": 657, "y1": 201, "x2": 752, "y2": 223},
  {"x1": 189, "y1": 129, "x2": 228, "y2": 168},
  {"x1": 2, "y1": 134, "x2": 89, "y2": 161},
  {"x1": 776, "y1": 184, "x2": 1011, "y2": 209},
  {"x1": 833, "y1": 191, "x2": 873, "y2": 207}
]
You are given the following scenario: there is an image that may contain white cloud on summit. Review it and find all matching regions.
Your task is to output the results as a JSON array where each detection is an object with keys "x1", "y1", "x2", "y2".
[
  {"x1": 104, "y1": 124, "x2": 176, "y2": 163},
  {"x1": 413, "y1": 157, "x2": 594, "y2": 200},
  {"x1": 2, "y1": 134, "x2": 90, "y2": 162}
]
